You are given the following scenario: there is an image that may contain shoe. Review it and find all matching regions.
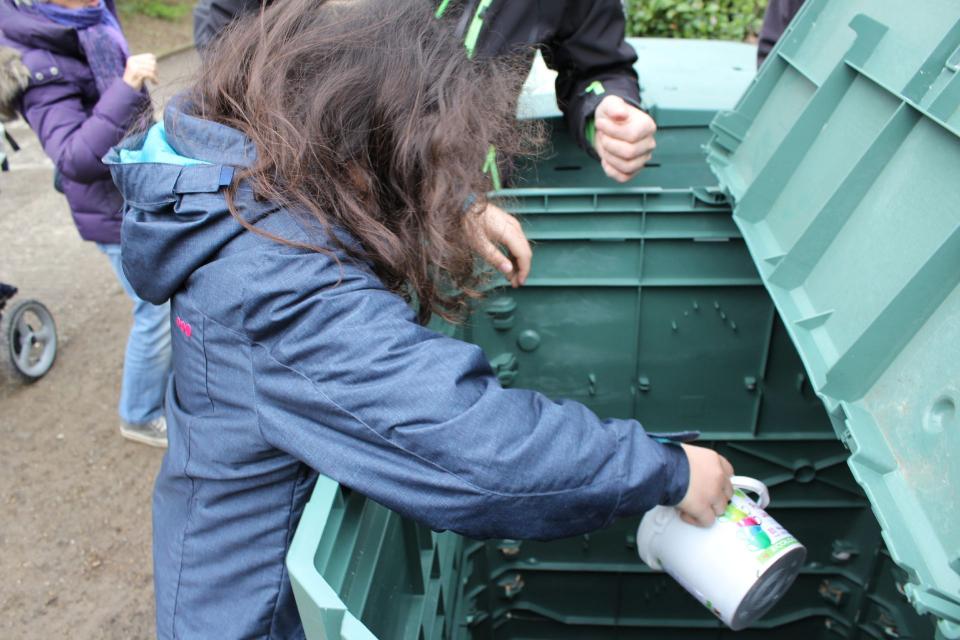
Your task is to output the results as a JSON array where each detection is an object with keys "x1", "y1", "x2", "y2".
[{"x1": 120, "y1": 415, "x2": 168, "y2": 448}]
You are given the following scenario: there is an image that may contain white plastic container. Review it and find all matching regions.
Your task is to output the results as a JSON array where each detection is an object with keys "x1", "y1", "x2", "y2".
[{"x1": 636, "y1": 476, "x2": 806, "y2": 630}]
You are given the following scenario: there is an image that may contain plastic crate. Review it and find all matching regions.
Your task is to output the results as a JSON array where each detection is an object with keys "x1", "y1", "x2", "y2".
[
  {"x1": 287, "y1": 476, "x2": 464, "y2": 640},
  {"x1": 705, "y1": 1, "x2": 960, "y2": 632},
  {"x1": 287, "y1": 443, "x2": 934, "y2": 640}
]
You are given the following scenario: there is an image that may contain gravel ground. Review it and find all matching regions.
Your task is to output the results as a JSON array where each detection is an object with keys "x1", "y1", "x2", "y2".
[{"x1": 0, "y1": 48, "x2": 199, "y2": 639}]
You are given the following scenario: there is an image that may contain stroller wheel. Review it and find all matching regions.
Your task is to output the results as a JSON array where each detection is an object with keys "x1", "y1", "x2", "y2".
[{"x1": 1, "y1": 299, "x2": 58, "y2": 382}]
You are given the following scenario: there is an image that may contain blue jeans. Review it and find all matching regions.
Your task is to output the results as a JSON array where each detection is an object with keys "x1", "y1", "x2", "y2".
[{"x1": 98, "y1": 243, "x2": 172, "y2": 424}]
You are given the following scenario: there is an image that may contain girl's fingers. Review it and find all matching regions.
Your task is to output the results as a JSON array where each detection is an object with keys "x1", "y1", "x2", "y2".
[
  {"x1": 492, "y1": 221, "x2": 531, "y2": 286},
  {"x1": 476, "y1": 205, "x2": 531, "y2": 287},
  {"x1": 680, "y1": 507, "x2": 713, "y2": 527},
  {"x1": 479, "y1": 237, "x2": 513, "y2": 275},
  {"x1": 720, "y1": 455, "x2": 734, "y2": 477},
  {"x1": 476, "y1": 236, "x2": 520, "y2": 287}
]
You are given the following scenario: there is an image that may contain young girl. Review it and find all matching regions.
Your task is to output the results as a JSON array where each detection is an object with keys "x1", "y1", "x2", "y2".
[
  {"x1": 0, "y1": 0, "x2": 171, "y2": 446},
  {"x1": 107, "y1": 0, "x2": 735, "y2": 636}
]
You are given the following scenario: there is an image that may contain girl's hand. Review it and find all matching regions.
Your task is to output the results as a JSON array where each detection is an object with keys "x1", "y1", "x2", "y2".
[
  {"x1": 468, "y1": 203, "x2": 531, "y2": 288},
  {"x1": 676, "y1": 444, "x2": 735, "y2": 527},
  {"x1": 123, "y1": 54, "x2": 159, "y2": 91}
]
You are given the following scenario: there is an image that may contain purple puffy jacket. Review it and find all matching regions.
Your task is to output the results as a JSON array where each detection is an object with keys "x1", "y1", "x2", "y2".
[{"x1": 0, "y1": 0, "x2": 149, "y2": 243}]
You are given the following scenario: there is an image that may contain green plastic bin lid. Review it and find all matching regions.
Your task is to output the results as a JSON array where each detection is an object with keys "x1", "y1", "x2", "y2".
[
  {"x1": 705, "y1": 1, "x2": 960, "y2": 635},
  {"x1": 518, "y1": 38, "x2": 756, "y2": 126}
]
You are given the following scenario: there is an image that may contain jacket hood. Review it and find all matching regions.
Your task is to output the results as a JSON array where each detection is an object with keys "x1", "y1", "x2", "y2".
[
  {"x1": 105, "y1": 96, "x2": 269, "y2": 305},
  {"x1": 0, "y1": 45, "x2": 30, "y2": 121}
]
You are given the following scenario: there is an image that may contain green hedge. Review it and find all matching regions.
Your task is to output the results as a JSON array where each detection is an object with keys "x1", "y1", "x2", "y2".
[{"x1": 626, "y1": 0, "x2": 767, "y2": 41}]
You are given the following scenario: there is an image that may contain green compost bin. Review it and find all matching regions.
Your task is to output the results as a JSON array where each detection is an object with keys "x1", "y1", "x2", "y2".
[
  {"x1": 705, "y1": 1, "x2": 960, "y2": 636},
  {"x1": 287, "y1": 32, "x2": 942, "y2": 639}
]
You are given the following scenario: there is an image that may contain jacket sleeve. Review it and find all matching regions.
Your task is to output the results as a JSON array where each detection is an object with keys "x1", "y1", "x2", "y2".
[
  {"x1": 20, "y1": 75, "x2": 146, "y2": 184},
  {"x1": 193, "y1": 0, "x2": 264, "y2": 50},
  {"x1": 544, "y1": 0, "x2": 642, "y2": 158},
  {"x1": 244, "y1": 248, "x2": 690, "y2": 541}
]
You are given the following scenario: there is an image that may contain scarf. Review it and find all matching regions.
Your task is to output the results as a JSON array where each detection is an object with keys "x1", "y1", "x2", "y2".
[{"x1": 35, "y1": 1, "x2": 129, "y2": 95}]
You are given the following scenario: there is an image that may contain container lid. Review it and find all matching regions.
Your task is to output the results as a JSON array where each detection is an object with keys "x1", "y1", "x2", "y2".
[
  {"x1": 518, "y1": 38, "x2": 757, "y2": 126},
  {"x1": 705, "y1": 1, "x2": 960, "y2": 632}
]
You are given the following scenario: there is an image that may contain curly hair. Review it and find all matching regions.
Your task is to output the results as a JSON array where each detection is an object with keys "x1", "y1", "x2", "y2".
[{"x1": 188, "y1": 0, "x2": 542, "y2": 323}]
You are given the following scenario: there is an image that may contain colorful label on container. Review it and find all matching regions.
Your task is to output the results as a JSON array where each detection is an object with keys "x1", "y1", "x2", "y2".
[{"x1": 720, "y1": 490, "x2": 800, "y2": 566}]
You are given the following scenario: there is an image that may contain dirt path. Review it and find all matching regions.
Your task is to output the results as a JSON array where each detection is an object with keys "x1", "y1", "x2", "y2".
[{"x1": 0, "y1": 49, "x2": 199, "y2": 639}]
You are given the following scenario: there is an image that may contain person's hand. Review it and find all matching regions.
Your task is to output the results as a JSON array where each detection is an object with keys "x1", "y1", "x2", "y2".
[
  {"x1": 123, "y1": 54, "x2": 159, "y2": 91},
  {"x1": 467, "y1": 202, "x2": 531, "y2": 288},
  {"x1": 594, "y1": 95, "x2": 657, "y2": 183},
  {"x1": 676, "y1": 444, "x2": 735, "y2": 527}
]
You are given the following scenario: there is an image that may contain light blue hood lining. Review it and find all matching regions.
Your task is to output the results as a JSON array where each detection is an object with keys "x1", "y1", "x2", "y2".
[{"x1": 119, "y1": 122, "x2": 210, "y2": 167}]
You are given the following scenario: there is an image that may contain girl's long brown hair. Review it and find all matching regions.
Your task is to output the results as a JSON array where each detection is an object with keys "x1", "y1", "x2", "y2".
[{"x1": 187, "y1": 0, "x2": 542, "y2": 323}]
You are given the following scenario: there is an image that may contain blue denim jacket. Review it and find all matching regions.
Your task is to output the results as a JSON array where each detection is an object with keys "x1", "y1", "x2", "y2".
[{"x1": 106, "y1": 100, "x2": 690, "y2": 640}]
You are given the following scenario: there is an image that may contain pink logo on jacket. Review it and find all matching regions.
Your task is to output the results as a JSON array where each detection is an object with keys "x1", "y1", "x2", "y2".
[{"x1": 176, "y1": 316, "x2": 192, "y2": 339}]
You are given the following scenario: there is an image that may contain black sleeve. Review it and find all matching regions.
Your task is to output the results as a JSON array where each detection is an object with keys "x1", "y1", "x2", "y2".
[
  {"x1": 193, "y1": 0, "x2": 266, "y2": 51},
  {"x1": 544, "y1": 0, "x2": 642, "y2": 158},
  {"x1": 757, "y1": 0, "x2": 806, "y2": 68}
]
